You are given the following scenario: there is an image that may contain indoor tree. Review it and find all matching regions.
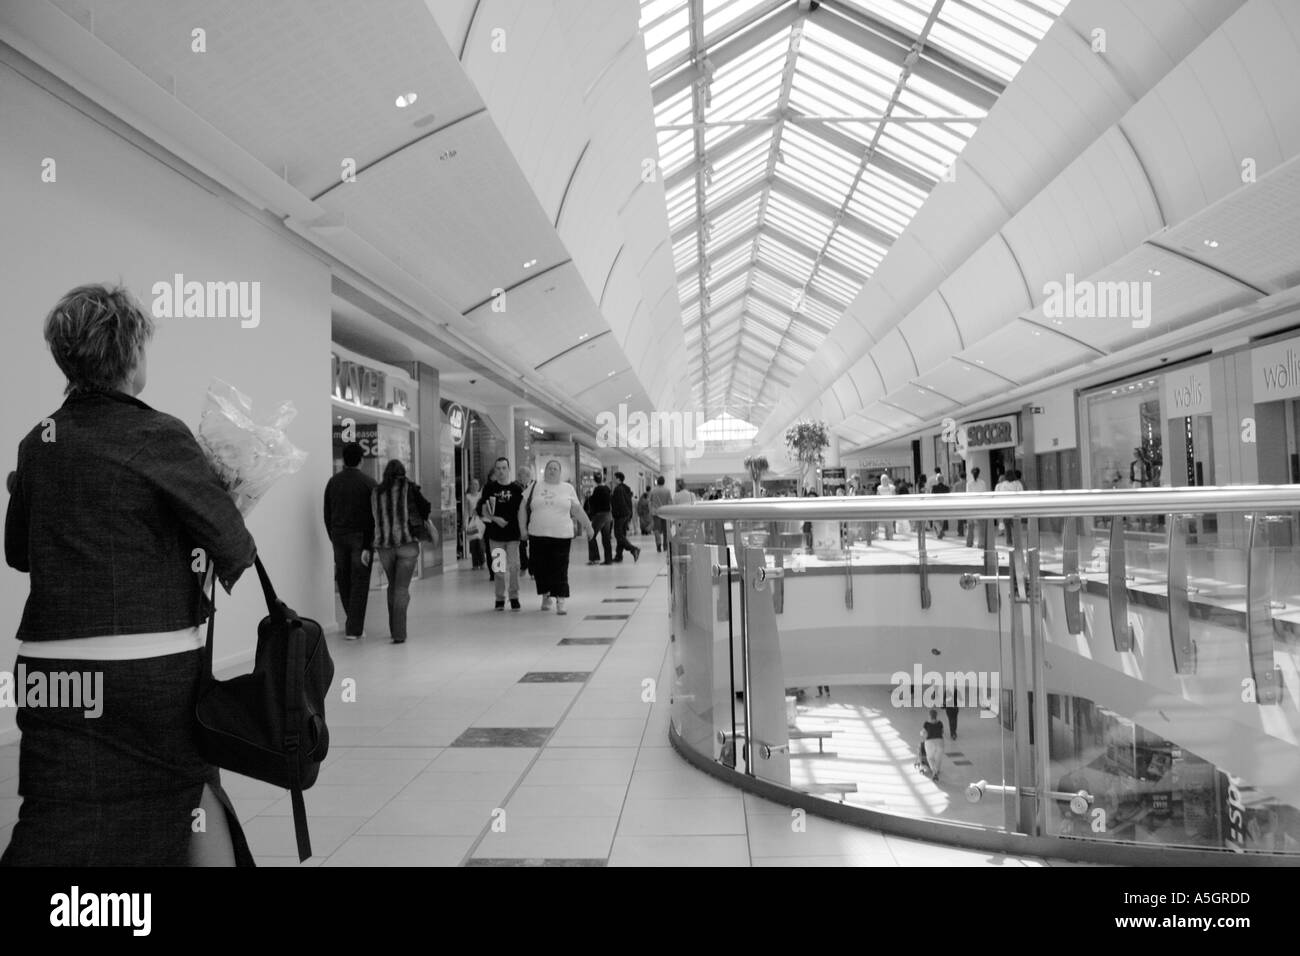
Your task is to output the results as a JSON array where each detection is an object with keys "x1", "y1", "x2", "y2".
[
  {"x1": 743, "y1": 454, "x2": 769, "y2": 498},
  {"x1": 784, "y1": 421, "x2": 830, "y2": 496}
]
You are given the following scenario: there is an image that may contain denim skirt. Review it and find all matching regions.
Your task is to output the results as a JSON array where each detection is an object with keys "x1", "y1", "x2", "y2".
[{"x1": 0, "y1": 649, "x2": 254, "y2": 866}]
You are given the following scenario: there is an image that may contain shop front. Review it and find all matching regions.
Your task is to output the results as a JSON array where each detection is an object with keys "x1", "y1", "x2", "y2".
[
  {"x1": 330, "y1": 346, "x2": 427, "y2": 622},
  {"x1": 956, "y1": 413, "x2": 1022, "y2": 488},
  {"x1": 1251, "y1": 335, "x2": 1300, "y2": 484}
]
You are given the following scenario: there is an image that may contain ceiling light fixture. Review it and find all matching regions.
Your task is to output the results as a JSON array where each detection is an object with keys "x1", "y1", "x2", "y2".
[
  {"x1": 1203, "y1": 239, "x2": 1219, "y2": 248},
  {"x1": 523, "y1": 259, "x2": 537, "y2": 269},
  {"x1": 395, "y1": 92, "x2": 418, "y2": 108},
  {"x1": 578, "y1": 333, "x2": 588, "y2": 341},
  {"x1": 1148, "y1": 269, "x2": 1161, "y2": 276}
]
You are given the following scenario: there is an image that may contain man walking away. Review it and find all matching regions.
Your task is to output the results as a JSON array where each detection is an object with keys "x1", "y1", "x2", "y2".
[
  {"x1": 636, "y1": 488, "x2": 652, "y2": 537},
  {"x1": 586, "y1": 472, "x2": 614, "y2": 565},
  {"x1": 324, "y1": 442, "x2": 377, "y2": 640},
  {"x1": 611, "y1": 471, "x2": 641, "y2": 563},
  {"x1": 649, "y1": 476, "x2": 673, "y2": 552},
  {"x1": 929, "y1": 468, "x2": 949, "y2": 538}
]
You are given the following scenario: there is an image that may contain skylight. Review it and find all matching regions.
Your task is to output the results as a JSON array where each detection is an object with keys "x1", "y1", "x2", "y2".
[{"x1": 640, "y1": 0, "x2": 1068, "y2": 423}]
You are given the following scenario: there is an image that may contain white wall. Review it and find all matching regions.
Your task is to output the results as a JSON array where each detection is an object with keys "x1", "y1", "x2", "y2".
[{"x1": 0, "y1": 65, "x2": 334, "y2": 740}]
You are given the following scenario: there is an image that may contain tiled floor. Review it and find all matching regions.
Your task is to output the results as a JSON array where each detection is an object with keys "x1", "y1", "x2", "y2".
[{"x1": 0, "y1": 534, "x2": 1084, "y2": 866}]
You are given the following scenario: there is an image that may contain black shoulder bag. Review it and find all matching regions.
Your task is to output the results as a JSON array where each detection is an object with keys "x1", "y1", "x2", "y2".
[{"x1": 195, "y1": 556, "x2": 335, "y2": 862}]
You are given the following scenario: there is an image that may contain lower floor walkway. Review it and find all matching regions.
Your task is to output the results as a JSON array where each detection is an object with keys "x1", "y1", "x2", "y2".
[{"x1": 0, "y1": 531, "x2": 1090, "y2": 866}]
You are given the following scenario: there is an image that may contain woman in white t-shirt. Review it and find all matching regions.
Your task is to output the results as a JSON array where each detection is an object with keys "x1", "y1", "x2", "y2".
[{"x1": 524, "y1": 459, "x2": 595, "y2": 615}]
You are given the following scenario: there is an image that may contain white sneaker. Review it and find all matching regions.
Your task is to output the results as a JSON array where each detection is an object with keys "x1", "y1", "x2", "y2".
[
  {"x1": 555, "y1": 599, "x2": 567, "y2": 615},
  {"x1": 541, "y1": 595, "x2": 553, "y2": 611},
  {"x1": 344, "y1": 632, "x2": 364, "y2": 641}
]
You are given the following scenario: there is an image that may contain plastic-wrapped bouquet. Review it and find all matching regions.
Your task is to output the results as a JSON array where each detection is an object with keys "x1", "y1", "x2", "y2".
[{"x1": 197, "y1": 379, "x2": 307, "y2": 516}]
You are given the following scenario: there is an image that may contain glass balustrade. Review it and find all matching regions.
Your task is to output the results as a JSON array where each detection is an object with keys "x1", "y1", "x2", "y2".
[{"x1": 664, "y1": 488, "x2": 1300, "y2": 862}]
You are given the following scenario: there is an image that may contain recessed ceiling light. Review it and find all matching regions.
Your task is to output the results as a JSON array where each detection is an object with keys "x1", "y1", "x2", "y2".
[
  {"x1": 523, "y1": 259, "x2": 537, "y2": 269},
  {"x1": 1148, "y1": 269, "x2": 1161, "y2": 276},
  {"x1": 1203, "y1": 239, "x2": 1219, "y2": 248},
  {"x1": 439, "y1": 148, "x2": 457, "y2": 161},
  {"x1": 395, "y1": 92, "x2": 418, "y2": 108},
  {"x1": 578, "y1": 333, "x2": 588, "y2": 341},
  {"x1": 607, "y1": 370, "x2": 616, "y2": 377},
  {"x1": 624, "y1": 393, "x2": 632, "y2": 400}
]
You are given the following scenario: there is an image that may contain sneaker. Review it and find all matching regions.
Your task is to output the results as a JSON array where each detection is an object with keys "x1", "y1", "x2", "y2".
[
  {"x1": 555, "y1": 599, "x2": 567, "y2": 615},
  {"x1": 344, "y1": 632, "x2": 363, "y2": 641},
  {"x1": 494, "y1": 600, "x2": 505, "y2": 611},
  {"x1": 510, "y1": 599, "x2": 521, "y2": 611},
  {"x1": 632, "y1": 549, "x2": 640, "y2": 564},
  {"x1": 541, "y1": 595, "x2": 553, "y2": 611}
]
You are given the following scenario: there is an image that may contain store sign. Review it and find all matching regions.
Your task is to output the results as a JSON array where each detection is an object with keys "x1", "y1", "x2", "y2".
[
  {"x1": 1252, "y1": 338, "x2": 1300, "y2": 403},
  {"x1": 332, "y1": 422, "x2": 379, "y2": 457},
  {"x1": 331, "y1": 352, "x2": 412, "y2": 415},
  {"x1": 1220, "y1": 772, "x2": 1248, "y2": 853},
  {"x1": 1164, "y1": 363, "x2": 1212, "y2": 417},
  {"x1": 959, "y1": 415, "x2": 1018, "y2": 451},
  {"x1": 447, "y1": 404, "x2": 466, "y2": 446}
]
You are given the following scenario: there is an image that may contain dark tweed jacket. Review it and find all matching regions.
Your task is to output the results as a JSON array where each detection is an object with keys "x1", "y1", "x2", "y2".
[{"x1": 5, "y1": 388, "x2": 256, "y2": 641}]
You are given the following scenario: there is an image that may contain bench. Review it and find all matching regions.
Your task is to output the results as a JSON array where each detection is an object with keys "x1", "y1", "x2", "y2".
[
  {"x1": 804, "y1": 782, "x2": 858, "y2": 803},
  {"x1": 788, "y1": 730, "x2": 835, "y2": 757}
]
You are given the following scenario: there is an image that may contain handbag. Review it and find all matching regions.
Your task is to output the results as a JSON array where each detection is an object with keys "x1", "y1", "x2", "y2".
[
  {"x1": 407, "y1": 482, "x2": 436, "y2": 543},
  {"x1": 194, "y1": 556, "x2": 335, "y2": 862}
]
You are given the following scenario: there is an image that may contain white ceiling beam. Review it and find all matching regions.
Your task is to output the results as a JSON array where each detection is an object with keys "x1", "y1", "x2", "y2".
[{"x1": 652, "y1": 2, "x2": 803, "y2": 106}]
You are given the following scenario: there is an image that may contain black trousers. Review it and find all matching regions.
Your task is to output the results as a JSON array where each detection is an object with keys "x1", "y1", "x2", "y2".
[
  {"x1": 588, "y1": 512, "x2": 612, "y2": 562},
  {"x1": 945, "y1": 706, "x2": 959, "y2": 738},
  {"x1": 332, "y1": 531, "x2": 371, "y2": 636},
  {"x1": 531, "y1": 535, "x2": 573, "y2": 598},
  {"x1": 614, "y1": 515, "x2": 640, "y2": 560}
]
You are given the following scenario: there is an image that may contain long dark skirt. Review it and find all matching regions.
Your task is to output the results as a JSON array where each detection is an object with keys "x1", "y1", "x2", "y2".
[{"x1": 0, "y1": 649, "x2": 254, "y2": 866}]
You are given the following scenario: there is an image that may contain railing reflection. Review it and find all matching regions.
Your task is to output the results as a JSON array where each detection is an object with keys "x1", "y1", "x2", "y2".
[{"x1": 663, "y1": 488, "x2": 1300, "y2": 863}]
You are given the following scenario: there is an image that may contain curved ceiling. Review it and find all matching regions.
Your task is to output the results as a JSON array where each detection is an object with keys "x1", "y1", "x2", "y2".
[
  {"x1": 0, "y1": 0, "x2": 675, "y2": 463},
  {"x1": 756, "y1": 0, "x2": 1300, "y2": 452}
]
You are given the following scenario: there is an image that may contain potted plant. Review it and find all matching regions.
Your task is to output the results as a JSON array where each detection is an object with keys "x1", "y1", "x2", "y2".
[{"x1": 784, "y1": 421, "x2": 830, "y2": 496}]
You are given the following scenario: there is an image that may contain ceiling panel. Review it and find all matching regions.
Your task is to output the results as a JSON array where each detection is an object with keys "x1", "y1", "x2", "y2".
[
  {"x1": 913, "y1": 359, "x2": 1017, "y2": 406},
  {"x1": 958, "y1": 319, "x2": 1094, "y2": 385}
]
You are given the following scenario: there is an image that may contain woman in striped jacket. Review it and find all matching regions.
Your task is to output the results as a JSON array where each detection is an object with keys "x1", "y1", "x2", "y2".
[{"x1": 365, "y1": 460, "x2": 435, "y2": 643}]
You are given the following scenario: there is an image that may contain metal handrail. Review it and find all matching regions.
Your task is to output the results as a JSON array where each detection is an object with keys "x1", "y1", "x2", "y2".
[{"x1": 658, "y1": 485, "x2": 1300, "y2": 521}]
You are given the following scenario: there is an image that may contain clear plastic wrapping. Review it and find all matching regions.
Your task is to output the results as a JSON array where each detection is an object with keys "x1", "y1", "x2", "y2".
[{"x1": 197, "y1": 379, "x2": 307, "y2": 516}]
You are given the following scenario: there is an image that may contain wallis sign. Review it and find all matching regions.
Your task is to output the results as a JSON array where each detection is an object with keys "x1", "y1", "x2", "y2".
[{"x1": 1253, "y1": 337, "x2": 1300, "y2": 404}]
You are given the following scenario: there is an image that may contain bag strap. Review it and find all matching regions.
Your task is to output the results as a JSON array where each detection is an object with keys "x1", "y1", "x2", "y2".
[
  {"x1": 202, "y1": 567, "x2": 218, "y2": 677},
  {"x1": 253, "y1": 554, "x2": 288, "y2": 623},
  {"x1": 524, "y1": 481, "x2": 537, "y2": 528},
  {"x1": 284, "y1": 622, "x2": 311, "y2": 861}
]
